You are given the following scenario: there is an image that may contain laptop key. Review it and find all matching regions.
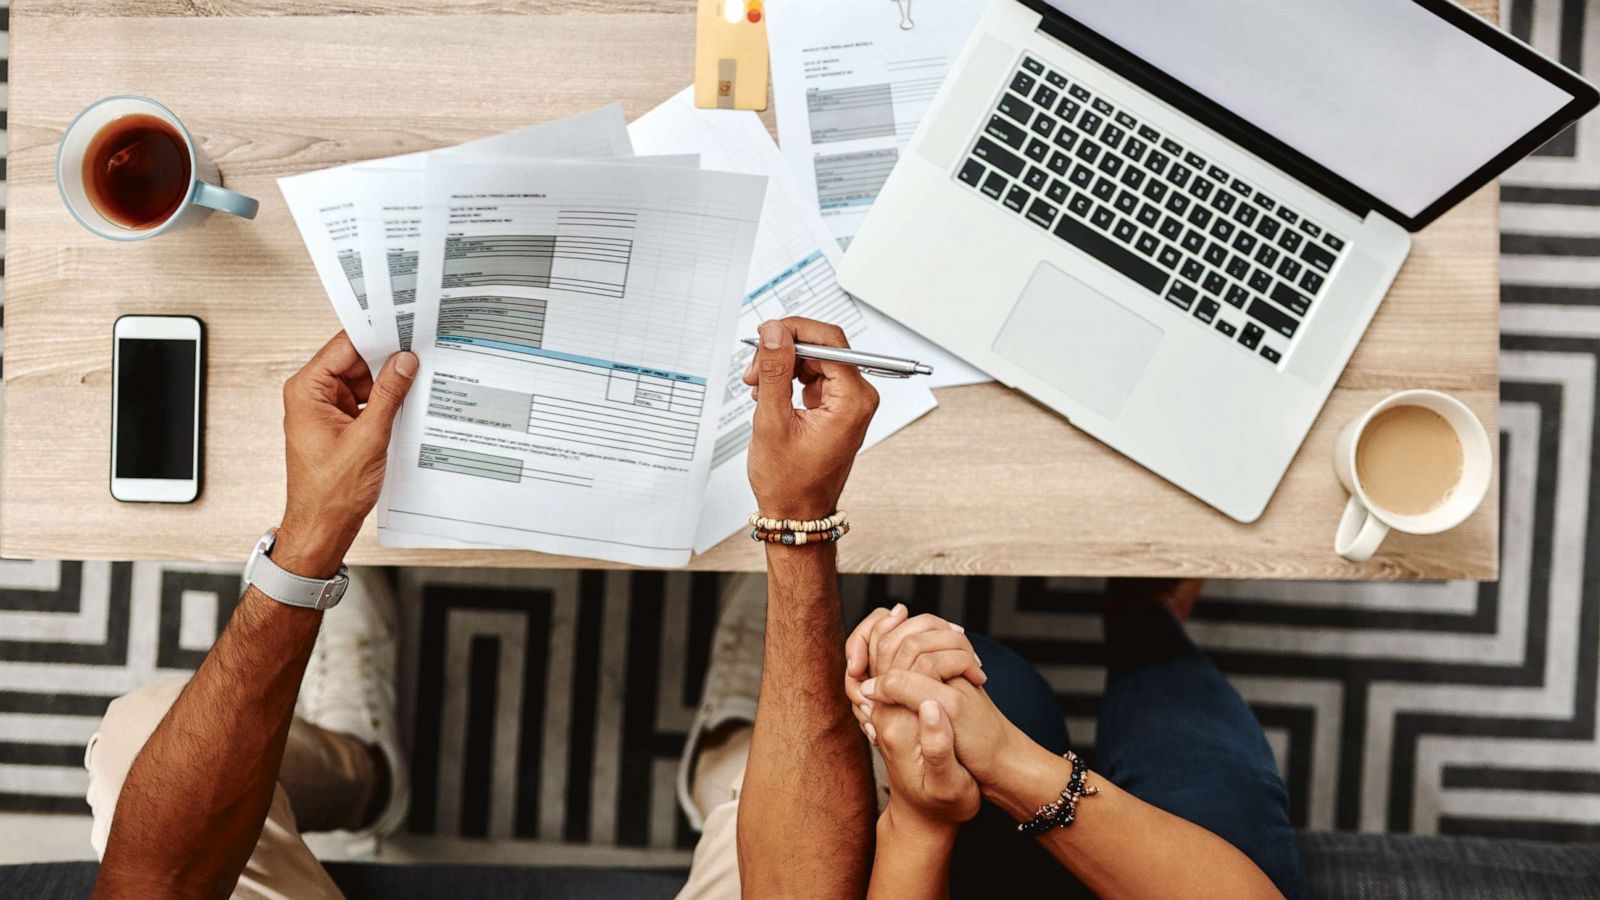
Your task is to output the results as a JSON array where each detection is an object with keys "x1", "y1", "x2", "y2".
[
  {"x1": 1234, "y1": 204, "x2": 1258, "y2": 227},
  {"x1": 1195, "y1": 297, "x2": 1221, "y2": 324},
  {"x1": 1300, "y1": 270, "x2": 1325, "y2": 294},
  {"x1": 1301, "y1": 242, "x2": 1337, "y2": 273},
  {"x1": 1168, "y1": 164, "x2": 1192, "y2": 188},
  {"x1": 1157, "y1": 245, "x2": 1183, "y2": 269},
  {"x1": 981, "y1": 172, "x2": 1008, "y2": 201},
  {"x1": 1092, "y1": 97, "x2": 1115, "y2": 115},
  {"x1": 1122, "y1": 137, "x2": 1147, "y2": 162},
  {"x1": 1225, "y1": 284, "x2": 1250, "y2": 308},
  {"x1": 986, "y1": 115, "x2": 1028, "y2": 149},
  {"x1": 1011, "y1": 71, "x2": 1037, "y2": 95},
  {"x1": 1054, "y1": 129, "x2": 1078, "y2": 152},
  {"x1": 1226, "y1": 256, "x2": 1251, "y2": 280},
  {"x1": 958, "y1": 159, "x2": 986, "y2": 187},
  {"x1": 1027, "y1": 198, "x2": 1059, "y2": 229},
  {"x1": 1070, "y1": 165, "x2": 1094, "y2": 187},
  {"x1": 1093, "y1": 177, "x2": 1117, "y2": 200},
  {"x1": 1167, "y1": 281, "x2": 1197, "y2": 310},
  {"x1": 1024, "y1": 166, "x2": 1049, "y2": 191},
  {"x1": 1211, "y1": 192, "x2": 1236, "y2": 215},
  {"x1": 1207, "y1": 164, "x2": 1229, "y2": 182},
  {"x1": 1091, "y1": 205, "x2": 1116, "y2": 229},
  {"x1": 1203, "y1": 272, "x2": 1227, "y2": 296},
  {"x1": 1166, "y1": 193, "x2": 1191, "y2": 215},
  {"x1": 1076, "y1": 142, "x2": 1101, "y2": 164},
  {"x1": 1113, "y1": 218, "x2": 1138, "y2": 242},
  {"x1": 1136, "y1": 203, "x2": 1161, "y2": 227},
  {"x1": 1098, "y1": 154, "x2": 1123, "y2": 177},
  {"x1": 1159, "y1": 216, "x2": 1184, "y2": 239},
  {"x1": 1051, "y1": 215, "x2": 1172, "y2": 294},
  {"x1": 1116, "y1": 111, "x2": 1137, "y2": 128},
  {"x1": 1189, "y1": 177, "x2": 1214, "y2": 201},
  {"x1": 1260, "y1": 345, "x2": 1282, "y2": 364},
  {"x1": 1230, "y1": 178, "x2": 1252, "y2": 199},
  {"x1": 1187, "y1": 206, "x2": 1212, "y2": 229},
  {"x1": 1180, "y1": 258, "x2": 1205, "y2": 282},
  {"x1": 1270, "y1": 282, "x2": 1311, "y2": 316},
  {"x1": 1115, "y1": 191, "x2": 1139, "y2": 214},
  {"x1": 1143, "y1": 180, "x2": 1168, "y2": 203},
  {"x1": 1034, "y1": 84, "x2": 1059, "y2": 109},
  {"x1": 1204, "y1": 243, "x2": 1228, "y2": 266},
  {"x1": 1323, "y1": 233, "x2": 1345, "y2": 251},
  {"x1": 1046, "y1": 179, "x2": 1070, "y2": 204},
  {"x1": 1278, "y1": 257, "x2": 1302, "y2": 282},
  {"x1": 1079, "y1": 112, "x2": 1103, "y2": 135},
  {"x1": 1184, "y1": 151, "x2": 1206, "y2": 168},
  {"x1": 1216, "y1": 319, "x2": 1238, "y2": 337},
  {"x1": 1022, "y1": 57, "x2": 1045, "y2": 75},
  {"x1": 1069, "y1": 83, "x2": 1091, "y2": 101},
  {"x1": 997, "y1": 94, "x2": 1032, "y2": 124},
  {"x1": 973, "y1": 137, "x2": 1026, "y2": 177},
  {"x1": 1102, "y1": 124, "x2": 1125, "y2": 148},
  {"x1": 1031, "y1": 114, "x2": 1056, "y2": 138},
  {"x1": 1048, "y1": 151, "x2": 1071, "y2": 175},
  {"x1": 1068, "y1": 192, "x2": 1093, "y2": 216},
  {"x1": 1276, "y1": 206, "x2": 1299, "y2": 225},
  {"x1": 1239, "y1": 322, "x2": 1264, "y2": 350},
  {"x1": 1210, "y1": 218, "x2": 1235, "y2": 241},
  {"x1": 1278, "y1": 229, "x2": 1302, "y2": 253},
  {"x1": 1144, "y1": 150, "x2": 1169, "y2": 175},
  {"x1": 1046, "y1": 69, "x2": 1068, "y2": 88},
  {"x1": 1057, "y1": 98, "x2": 1081, "y2": 122},
  {"x1": 1248, "y1": 269, "x2": 1273, "y2": 293},
  {"x1": 1232, "y1": 232, "x2": 1257, "y2": 254},
  {"x1": 1256, "y1": 217, "x2": 1281, "y2": 240},
  {"x1": 1255, "y1": 194, "x2": 1277, "y2": 212},
  {"x1": 1004, "y1": 185, "x2": 1029, "y2": 213},
  {"x1": 1255, "y1": 244, "x2": 1279, "y2": 267},
  {"x1": 1300, "y1": 219, "x2": 1322, "y2": 238},
  {"x1": 1025, "y1": 139, "x2": 1049, "y2": 163},
  {"x1": 1248, "y1": 298, "x2": 1299, "y2": 338},
  {"x1": 1139, "y1": 124, "x2": 1160, "y2": 141},
  {"x1": 1135, "y1": 232, "x2": 1160, "y2": 256},
  {"x1": 1161, "y1": 137, "x2": 1183, "y2": 155},
  {"x1": 1182, "y1": 230, "x2": 1206, "y2": 253},
  {"x1": 1121, "y1": 167, "x2": 1145, "y2": 190}
]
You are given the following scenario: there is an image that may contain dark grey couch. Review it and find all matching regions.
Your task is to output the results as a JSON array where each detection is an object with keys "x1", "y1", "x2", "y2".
[{"x1": 5, "y1": 832, "x2": 1598, "y2": 898}]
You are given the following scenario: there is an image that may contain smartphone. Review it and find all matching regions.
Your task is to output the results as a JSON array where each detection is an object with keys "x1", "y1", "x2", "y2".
[{"x1": 110, "y1": 315, "x2": 205, "y2": 503}]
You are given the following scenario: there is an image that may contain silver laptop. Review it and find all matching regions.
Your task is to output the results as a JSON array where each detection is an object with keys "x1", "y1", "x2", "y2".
[{"x1": 839, "y1": 0, "x2": 1596, "y2": 522}]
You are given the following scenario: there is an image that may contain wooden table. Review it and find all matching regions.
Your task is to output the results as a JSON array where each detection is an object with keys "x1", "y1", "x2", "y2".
[{"x1": 2, "y1": 0, "x2": 1500, "y2": 579}]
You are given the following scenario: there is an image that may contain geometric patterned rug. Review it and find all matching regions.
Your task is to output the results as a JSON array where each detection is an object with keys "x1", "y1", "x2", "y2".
[{"x1": 1, "y1": 0, "x2": 1596, "y2": 865}]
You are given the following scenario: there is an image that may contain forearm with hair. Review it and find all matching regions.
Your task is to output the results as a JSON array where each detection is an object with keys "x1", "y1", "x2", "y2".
[
  {"x1": 93, "y1": 587, "x2": 324, "y2": 900},
  {"x1": 736, "y1": 544, "x2": 875, "y2": 899}
]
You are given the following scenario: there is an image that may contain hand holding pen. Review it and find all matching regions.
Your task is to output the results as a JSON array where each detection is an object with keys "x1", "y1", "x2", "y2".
[{"x1": 739, "y1": 337, "x2": 934, "y2": 378}]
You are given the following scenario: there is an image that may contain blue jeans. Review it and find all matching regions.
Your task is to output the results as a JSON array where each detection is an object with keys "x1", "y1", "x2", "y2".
[{"x1": 946, "y1": 604, "x2": 1305, "y2": 899}]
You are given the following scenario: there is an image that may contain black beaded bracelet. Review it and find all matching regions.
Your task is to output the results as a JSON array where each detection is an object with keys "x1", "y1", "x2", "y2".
[{"x1": 1016, "y1": 751, "x2": 1099, "y2": 835}]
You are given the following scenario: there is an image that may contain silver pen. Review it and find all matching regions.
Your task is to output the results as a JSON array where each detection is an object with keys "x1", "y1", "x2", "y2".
[{"x1": 739, "y1": 337, "x2": 934, "y2": 378}]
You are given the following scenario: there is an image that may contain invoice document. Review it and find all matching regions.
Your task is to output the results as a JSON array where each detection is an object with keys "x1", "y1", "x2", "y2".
[
  {"x1": 280, "y1": 175, "x2": 382, "y2": 366},
  {"x1": 768, "y1": 0, "x2": 992, "y2": 386},
  {"x1": 379, "y1": 160, "x2": 766, "y2": 566},
  {"x1": 355, "y1": 105, "x2": 636, "y2": 359},
  {"x1": 628, "y1": 88, "x2": 941, "y2": 552}
]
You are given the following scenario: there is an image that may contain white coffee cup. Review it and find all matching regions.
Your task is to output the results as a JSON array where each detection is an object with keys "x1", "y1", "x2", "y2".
[
  {"x1": 1333, "y1": 389, "x2": 1492, "y2": 563},
  {"x1": 56, "y1": 95, "x2": 258, "y2": 241}
]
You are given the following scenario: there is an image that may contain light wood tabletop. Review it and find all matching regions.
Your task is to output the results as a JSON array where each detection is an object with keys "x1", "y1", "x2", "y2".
[{"x1": 3, "y1": 0, "x2": 1500, "y2": 579}]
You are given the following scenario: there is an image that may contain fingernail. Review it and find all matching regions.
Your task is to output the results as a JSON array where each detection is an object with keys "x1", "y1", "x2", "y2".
[
  {"x1": 975, "y1": 654, "x2": 983, "y2": 667},
  {"x1": 891, "y1": 603, "x2": 907, "y2": 618},
  {"x1": 864, "y1": 723, "x2": 877, "y2": 745},
  {"x1": 920, "y1": 701, "x2": 940, "y2": 725},
  {"x1": 395, "y1": 351, "x2": 418, "y2": 377},
  {"x1": 759, "y1": 321, "x2": 783, "y2": 350},
  {"x1": 949, "y1": 622, "x2": 965, "y2": 634},
  {"x1": 750, "y1": 387, "x2": 758, "y2": 400},
  {"x1": 859, "y1": 702, "x2": 873, "y2": 718},
  {"x1": 861, "y1": 678, "x2": 876, "y2": 697},
  {"x1": 743, "y1": 359, "x2": 755, "y2": 380}
]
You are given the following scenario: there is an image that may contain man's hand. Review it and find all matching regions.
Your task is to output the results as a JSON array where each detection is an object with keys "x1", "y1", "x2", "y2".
[
  {"x1": 744, "y1": 317, "x2": 879, "y2": 520},
  {"x1": 278, "y1": 333, "x2": 416, "y2": 578}
]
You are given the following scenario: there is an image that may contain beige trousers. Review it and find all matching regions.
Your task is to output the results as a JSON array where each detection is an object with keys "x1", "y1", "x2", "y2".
[{"x1": 85, "y1": 677, "x2": 743, "y2": 899}]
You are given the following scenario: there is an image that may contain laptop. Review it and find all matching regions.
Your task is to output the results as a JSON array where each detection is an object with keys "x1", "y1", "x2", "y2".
[{"x1": 838, "y1": 0, "x2": 1597, "y2": 522}]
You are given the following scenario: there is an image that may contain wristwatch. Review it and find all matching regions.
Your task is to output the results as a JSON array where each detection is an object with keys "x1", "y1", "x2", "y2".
[{"x1": 244, "y1": 528, "x2": 349, "y2": 610}]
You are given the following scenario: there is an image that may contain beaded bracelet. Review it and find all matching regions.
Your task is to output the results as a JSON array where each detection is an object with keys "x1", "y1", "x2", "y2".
[
  {"x1": 747, "y1": 511, "x2": 848, "y2": 533},
  {"x1": 749, "y1": 522, "x2": 850, "y2": 545},
  {"x1": 1016, "y1": 751, "x2": 1099, "y2": 835}
]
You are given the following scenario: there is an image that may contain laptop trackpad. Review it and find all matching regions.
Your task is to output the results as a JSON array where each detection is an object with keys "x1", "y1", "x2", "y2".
[{"x1": 992, "y1": 262, "x2": 1163, "y2": 419}]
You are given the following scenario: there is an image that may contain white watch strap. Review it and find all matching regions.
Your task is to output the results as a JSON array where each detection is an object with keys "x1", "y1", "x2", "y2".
[{"x1": 245, "y1": 529, "x2": 349, "y2": 610}]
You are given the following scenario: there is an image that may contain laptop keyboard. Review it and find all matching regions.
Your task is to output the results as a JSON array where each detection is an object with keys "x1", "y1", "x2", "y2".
[{"x1": 957, "y1": 55, "x2": 1349, "y2": 366}]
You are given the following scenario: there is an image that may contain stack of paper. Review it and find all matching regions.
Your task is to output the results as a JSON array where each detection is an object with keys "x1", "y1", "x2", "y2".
[{"x1": 281, "y1": 92, "x2": 940, "y2": 566}]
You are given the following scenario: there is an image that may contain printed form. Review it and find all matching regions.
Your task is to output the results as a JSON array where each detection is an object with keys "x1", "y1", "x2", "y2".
[
  {"x1": 768, "y1": 0, "x2": 991, "y2": 386},
  {"x1": 354, "y1": 105, "x2": 636, "y2": 358},
  {"x1": 379, "y1": 161, "x2": 766, "y2": 566},
  {"x1": 628, "y1": 88, "x2": 939, "y2": 551},
  {"x1": 280, "y1": 177, "x2": 381, "y2": 366}
]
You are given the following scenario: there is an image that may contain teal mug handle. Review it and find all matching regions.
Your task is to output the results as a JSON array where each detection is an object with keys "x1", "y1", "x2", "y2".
[{"x1": 194, "y1": 181, "x2": 259, "y2": 220}]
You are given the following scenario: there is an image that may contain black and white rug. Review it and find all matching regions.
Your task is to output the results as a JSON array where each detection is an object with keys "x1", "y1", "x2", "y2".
[{"x1": 1, "y1": 0, "x2": 1597, "y2": 866}]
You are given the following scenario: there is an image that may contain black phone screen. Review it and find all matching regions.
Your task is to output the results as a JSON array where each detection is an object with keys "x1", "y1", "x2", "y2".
[{"x1": 115, "y1": 338, "x2": 198, "y2": 480}]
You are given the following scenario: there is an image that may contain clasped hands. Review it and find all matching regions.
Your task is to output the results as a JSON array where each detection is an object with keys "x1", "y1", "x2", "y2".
[{"x1": 844, "y1": 606, "x2": 1027, "y2": 841}]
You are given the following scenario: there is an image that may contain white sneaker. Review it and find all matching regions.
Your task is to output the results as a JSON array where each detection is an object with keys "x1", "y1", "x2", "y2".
[
  {"x1": 297, "y1": 566, "x2": 411, "y2": 853},
  {"x1": 676, "y1": 573, "x2": 766, "y2": 831}
]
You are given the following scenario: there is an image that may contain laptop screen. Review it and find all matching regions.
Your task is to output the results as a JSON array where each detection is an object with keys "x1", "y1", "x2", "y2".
[{"x1": 1042, "y1": 0, "x2": 1582, "y2": 218}]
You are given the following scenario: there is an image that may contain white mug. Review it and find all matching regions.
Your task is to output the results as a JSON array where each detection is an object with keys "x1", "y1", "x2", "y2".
[
  {"x1": 1333, "y1": 389, "x2": 1492, "y2": 563},
  {"x1": 56, "y1": 95, "x2": 258, "y2": 241}
]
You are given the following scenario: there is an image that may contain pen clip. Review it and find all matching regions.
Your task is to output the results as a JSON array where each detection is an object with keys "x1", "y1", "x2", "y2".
[{"x1": 861, "y1": 367, "x2": 913, "y2": 379}]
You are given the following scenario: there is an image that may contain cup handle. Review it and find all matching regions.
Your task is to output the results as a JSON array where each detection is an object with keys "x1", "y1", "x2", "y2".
[
  {"x1": 194, "y1": 181, "x2": 259, "y2": 220},
  {"x1": 1335, "y1": 495, "x2": 1389, "y2": 563}
]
